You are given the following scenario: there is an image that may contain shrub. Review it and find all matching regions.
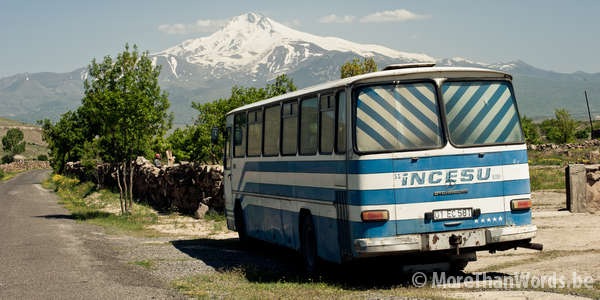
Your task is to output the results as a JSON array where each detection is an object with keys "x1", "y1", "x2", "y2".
[{"x1": 1, "y1": 155, "x2": 13, "y2": 164}]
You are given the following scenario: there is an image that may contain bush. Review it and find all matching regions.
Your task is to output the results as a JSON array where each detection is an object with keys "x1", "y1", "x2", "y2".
[
  {"x1": 37, "y1": 154, "x2": 49, "y2": 161},
  {"x1": 1, "y1": 155, "x2": 13, "y2": 164},
  {"x1": 0, "y1": 169, "x2": 4, "y2": 179}
]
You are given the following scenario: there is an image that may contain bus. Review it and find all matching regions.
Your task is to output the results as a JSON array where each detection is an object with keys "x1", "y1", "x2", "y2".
[{"x1": 221, "y1": 64, "x2": 541, "y2": 273}]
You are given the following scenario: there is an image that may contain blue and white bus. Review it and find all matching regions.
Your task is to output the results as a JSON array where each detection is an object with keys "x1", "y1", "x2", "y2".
[{"x1": 222, "y1": 64, "x2": 541, "y2": 272}]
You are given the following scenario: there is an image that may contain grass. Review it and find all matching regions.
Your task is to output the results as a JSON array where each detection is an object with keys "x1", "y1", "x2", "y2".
[
  {"x1": 131, "y1": 260, "x2": 155, "y2": 270},
  {"x1": 172, "y1": 269, "x2": 445, "y2": 300},
  {"x1": 44, "y1": 174, "x2": 159, "y2": 236},
  {"x1": 529, "y1": 167, "x2": 565, "y2": 191}
]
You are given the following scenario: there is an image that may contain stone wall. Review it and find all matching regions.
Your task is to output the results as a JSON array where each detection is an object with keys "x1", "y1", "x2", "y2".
[
  {"x1": 65, "y1": 157, "x2": 224, "y2": 217},
  {"x1": 0, "y1": 160, "x2": 50, "y2": 173}
]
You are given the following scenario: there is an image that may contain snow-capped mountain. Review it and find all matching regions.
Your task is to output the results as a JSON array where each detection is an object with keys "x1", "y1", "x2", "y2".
[
  {"x1": 1, "y1": 12, "x2": 599, "y2": 125},
  {"x1": 152, "y1": 12, "x2": 433, "y2": 81}
]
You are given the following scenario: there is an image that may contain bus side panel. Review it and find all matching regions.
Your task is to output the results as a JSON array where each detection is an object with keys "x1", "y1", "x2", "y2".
[{"x1": 243, "y1": 197, "x2": 285, "y2": 245}]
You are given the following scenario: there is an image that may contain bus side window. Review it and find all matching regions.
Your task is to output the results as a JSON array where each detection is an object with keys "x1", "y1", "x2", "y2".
[
  {"x1": 300, "y1": 96, "x2": 318, "y2": 155},
  {"x1": 263, "y1": 104, "x2": 281, "y2": 156},
  {"x1": 282, "y1": 101, "x2": 298, "y2": 155},
  {"x1": 247, "y1": 109, "x2": 263, "y2": 157},
  {"x1": 233, "y1": 112, "x2": 247, "y2": 157},
  {"x1": 336, "y1": 90, "x2": 346, "y2": 153},
  {"x1": 320, "y1": 94, "x2": 334, "y2": 154}
]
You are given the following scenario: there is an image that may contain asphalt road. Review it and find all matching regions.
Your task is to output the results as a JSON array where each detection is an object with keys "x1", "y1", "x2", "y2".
[{"x1": 0, "y1": 170, "x2": 184, "y2": 299}]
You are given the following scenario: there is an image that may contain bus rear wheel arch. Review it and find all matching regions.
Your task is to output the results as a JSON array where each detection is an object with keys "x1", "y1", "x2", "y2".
[{"x1": 234, "y1": 200, "x2": 249, "y2": 244}]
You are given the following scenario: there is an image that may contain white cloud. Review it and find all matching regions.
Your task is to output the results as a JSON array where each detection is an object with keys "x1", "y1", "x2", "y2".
[
  {"x1": 158, "y1": 18, "x2": 228, "y2": 35},
  {"x1": 359, "y1": 9, "x2": 429, "y2": 23},
  {"x1": 318, "y1": 14, "x2": 356, "y2": 24}
]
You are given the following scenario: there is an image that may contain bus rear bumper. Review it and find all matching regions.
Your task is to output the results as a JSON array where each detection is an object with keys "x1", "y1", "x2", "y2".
[{"x1": 353, "y1": 224, "x2": 537, "y2": 257}]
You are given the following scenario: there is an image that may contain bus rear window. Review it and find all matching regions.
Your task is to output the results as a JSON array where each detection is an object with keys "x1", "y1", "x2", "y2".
[
  {"x1": 355, "y1": 82, "x2": 442, "y2": 153},
  {"x1": 442, "y1": 81, "x2": 524, "y2": 146}
]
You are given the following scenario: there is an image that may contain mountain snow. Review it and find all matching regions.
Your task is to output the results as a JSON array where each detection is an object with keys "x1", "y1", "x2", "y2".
[{"x1": 153, "y1": 12, "x2": 435, "y2": 77}]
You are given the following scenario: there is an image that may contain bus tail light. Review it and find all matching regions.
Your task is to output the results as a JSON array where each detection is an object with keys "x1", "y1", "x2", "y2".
[
  {"x1": 511, "y1": 199, "x2": 532, "y2": 211},
  {"x1": 361, "y1": 210, "x2": 389, "y2": 222}
]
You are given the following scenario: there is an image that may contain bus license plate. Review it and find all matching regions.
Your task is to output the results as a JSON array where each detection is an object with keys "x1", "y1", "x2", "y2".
[{"x1": 433, "y1": 208, "x2": 473, "y2": 220}]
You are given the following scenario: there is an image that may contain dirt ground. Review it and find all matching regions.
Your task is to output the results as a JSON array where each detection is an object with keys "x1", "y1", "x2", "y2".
[
  {"x1": 95, "y1": 190, "x2": 598, "y2": 299},
  {"x1": 451, "y1": 191, "x2": 600, "y2": 299}
]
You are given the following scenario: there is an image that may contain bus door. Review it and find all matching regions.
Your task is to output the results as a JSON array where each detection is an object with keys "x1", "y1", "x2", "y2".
[{"x1": 223, "y1": 118, "x2": 234, "y2": 230}]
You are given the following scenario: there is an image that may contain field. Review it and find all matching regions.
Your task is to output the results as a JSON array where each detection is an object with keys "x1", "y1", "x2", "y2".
[{"x1": 0, "y1": 117, "x2": 48, "y2": 160}]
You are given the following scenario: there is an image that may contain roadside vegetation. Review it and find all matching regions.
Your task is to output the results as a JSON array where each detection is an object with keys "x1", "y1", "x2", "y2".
[{"x1": 43, "y1": 174, "x2": 159, "y2": 235}]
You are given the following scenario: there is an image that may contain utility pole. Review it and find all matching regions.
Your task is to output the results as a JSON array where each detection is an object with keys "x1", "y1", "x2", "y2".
[{"x1": 585, "y1": 90, "x2": 595, "y2": 138}]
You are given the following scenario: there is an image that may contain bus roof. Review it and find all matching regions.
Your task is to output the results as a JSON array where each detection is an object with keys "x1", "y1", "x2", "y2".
[{"x1": 227, "y1": 66, "x2": 511, "y2": 115}]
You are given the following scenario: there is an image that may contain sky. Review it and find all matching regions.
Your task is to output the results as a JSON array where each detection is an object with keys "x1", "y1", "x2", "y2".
[{"x1": 1, "y1": 0, "x2": 599, "y2": 78}]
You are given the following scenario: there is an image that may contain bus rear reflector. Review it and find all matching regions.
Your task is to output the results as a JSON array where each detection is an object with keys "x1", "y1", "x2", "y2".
[
  {"x1": 361, "y1": 210, "x2": 389, "y2": 222},
  {"x1": 511, "y1": 199, "x2": 532, "y2": 210}
]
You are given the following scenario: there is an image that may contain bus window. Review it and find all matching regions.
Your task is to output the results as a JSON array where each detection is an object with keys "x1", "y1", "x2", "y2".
[
  {"x1": 263, "y1": 104, "x2": 280, "y2": 156},
  {"x1": 442, "y1": 81, "x2": 524, "y2": 146},
  {"x1": 247, "y1": 109, "x2": 263, "y2": 156},
  {"x1": 336, "y1": 91, "x2": 346, "y2": 153},
  {"x1": 300, "y1": 96, "x2": 318, "y2": 155},
  {"x1": 355, "y1": 82, "x2": 442, "y2": 153},
  {"x1": 282, "y1": 101, "x2": 298, "y2": 155},
  {"x1": 319, "y1": 94, "x2": 334, "y2": 154},
  {"x1": 233, "y1": 112, "x2": 247, "y2": 157}
]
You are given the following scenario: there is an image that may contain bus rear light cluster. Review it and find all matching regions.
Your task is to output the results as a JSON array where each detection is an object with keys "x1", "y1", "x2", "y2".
[
  {"x1": 511, "y1": 199, "x2": 532, "y2": 211},
  {"x1": 361, "y1": 210, "x2": 389, "y2": 222}
]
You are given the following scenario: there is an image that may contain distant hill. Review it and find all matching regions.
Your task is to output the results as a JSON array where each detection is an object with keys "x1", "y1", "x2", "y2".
[
  {"x1": 0, "y1": 117, "x2": 48, "y2": 160},
  {"x1": 1, "y1": 12, "x2": 599, "y2": 125}
]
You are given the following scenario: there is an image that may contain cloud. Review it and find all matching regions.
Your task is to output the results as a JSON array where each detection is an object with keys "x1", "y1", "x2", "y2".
[
  {"x1": 359, "y1": 9, "x2": 430, "y2": 23},
  {"x1": 158, "y1": 18, "x2": 228, "y2": 35},
  {"x1": 318, "y1": 14, "x2": 356, "y2": 24}
]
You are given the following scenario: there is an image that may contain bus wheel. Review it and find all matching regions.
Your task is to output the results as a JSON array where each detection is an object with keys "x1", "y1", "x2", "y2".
[
  {"x1": 234, "y1": 201, "x2": 248, "y2": 244},
  {"x1": 300, "y1": 213, "x2": 318, "y2": 275}
]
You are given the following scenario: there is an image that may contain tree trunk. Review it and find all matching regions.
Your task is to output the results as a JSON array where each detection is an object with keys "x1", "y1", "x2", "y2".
[
  {"x1": 115, "y1": 165, "x2": 125, "y2": 214},
  {"x1": 128, "y1": 160, "x2": 134, "y2": 211}
]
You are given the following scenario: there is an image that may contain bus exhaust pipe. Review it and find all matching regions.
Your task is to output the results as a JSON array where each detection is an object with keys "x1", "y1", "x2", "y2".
[{"x1": 520, "y1": 242, "x2": 544, "y2": 251}]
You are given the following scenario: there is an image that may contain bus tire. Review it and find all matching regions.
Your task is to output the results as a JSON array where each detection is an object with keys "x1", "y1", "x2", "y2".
[
  {"x1": 234, "y1": 201, "x2": 249, "y2": 244},
  {"x1": 449, "y1": 260, "x2": 469, "y2": 274},
  {"x1": 300, "y1": 213, "x2": 318, "y2": 275}
]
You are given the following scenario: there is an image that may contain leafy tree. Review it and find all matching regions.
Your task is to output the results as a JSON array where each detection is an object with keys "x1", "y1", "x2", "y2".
[
  {"x1": 2, "y1": 128, "x2": 26, "y2": 157},
  {"x1": 40, "y1": 110, "x2": 88, "y2": 173},
  {"x1": 42, "y1": 44, "x2": 171, "y2": 214},
  {"x1": 540, "y1": 109, "x2": 577, "y2": 144},
  {"x1": 171, "y1": 74, "x2": 297, "y2": 164},
  {"x1": 79, "y1": 44, "x2": 171, "y2": 213},
  {"x1": 520, "y1": 115, "x2": 541, "y2": 144},
  {"x1": 340, "y1": 57, "x2": 378, "y2": 79}
]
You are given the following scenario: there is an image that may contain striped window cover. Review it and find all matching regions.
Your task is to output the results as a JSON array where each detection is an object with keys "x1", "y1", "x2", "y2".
[
  {"x1": 442, "y1": 81, "x2": 523, "y2": 146},
  {"x1": 356, "y1": 82, "x2": 442, "y2": 152}
]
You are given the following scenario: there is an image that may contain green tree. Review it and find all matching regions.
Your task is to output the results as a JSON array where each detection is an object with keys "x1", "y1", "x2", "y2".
[
  {"x1": 40, "y1": 111, "x2": 88, "y2": 173},
  {"x1": 340, "y1": 57, "x2": 378, "y2": 79},
  {"x1": 520, "y1": 115, "x2": 541, "y2": 144},
  {"x1": 2, "y1": 128, "x2": 26, "y2": 159},
  {"x1": 42, "y1": 44, "x2": 171, "y2": 214},
  {"x1": 541, "y1": 109, "x2": 577, "y2": 144},
  {"x1": 79, "y1": 44, "x2": 172, "y2": 214},
  {"x1": 171, "y1": 74, "x2": 297, "y2": 164}
]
